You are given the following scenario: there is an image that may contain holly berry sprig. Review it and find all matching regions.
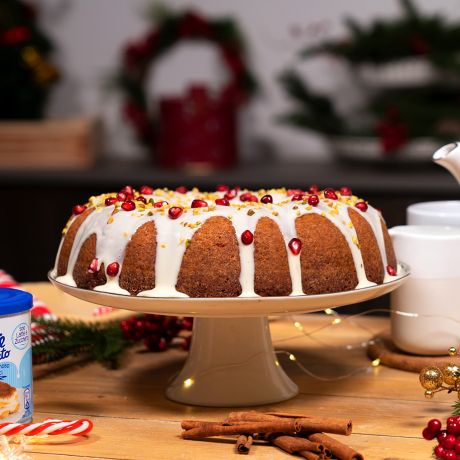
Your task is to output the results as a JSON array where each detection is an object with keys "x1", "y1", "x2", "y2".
[{"x1": 423, "y1": 417, "x2": 460, "y2": 459}]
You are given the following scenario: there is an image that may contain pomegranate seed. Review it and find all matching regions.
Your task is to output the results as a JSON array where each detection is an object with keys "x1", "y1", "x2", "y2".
[
  {"x1": 355, "y1": 201, "x2": 368, "y2": 212},
  {"x1": 117, "y1": 191, "x2": 127, "y2": 202},
  {"x1": 72, "y1": 204, "x2": 87, "y2": 215},
  {"x1": 176, "y1": 186, "x2": 187, "y2": 194},
  {"x1": 240, "y1": 192, "x2": 258, "y2": 202},
  {"x1": 224, "y1": 188, "x2": 238, "y2": 200},
  {"x1": 105, "y1": 197, "x2": 117, "y2": 206},
  {"x1": 309, "y1": 184, "x2": 319, "y2": 194},
  {"x1": 308, "y1": 194, "x2": 319, "y2": 206},
  {"x1": 287, "y1": 189, "x2": 303, "y2": 196},
  {"x1": 324, "y1": 188, "x2": 338, "y2": 200},
  {"x1": 121, "y1": 201, "x2": 136, "y2": 211},
  {"x1": 261, "y1": 194, "x2": 273, "y2": 204},
  {"x1": 340, "y1": 186, "x2": 352, "y2": 196},
  {"x1": 154, "y1": 201, "x2": 168, "y2": 208},
  {"x1": 168, "y1": 206, "x2": 183, "y2": 219},
  {"x1": 288, "y1": 238, "x2": 302, "y2": 255},
  {"x1": 140, "y1": 185, "x2": 153, "y2": 195},
  {"x1": 216, "y1": 184, "x2": 229, "y2": 192},
  {"x1": 88, "y1": 258, "x2": 98, "y2": 273},
  {"x1": 215, "y1": 198, "x2": 230, "y2": 206},
  {"x1": 106, "y1": 262, "x2": 120, "y2": 277},
  {"x1": 291, "y1": 193, "x2": 305, "y2": 201},
  {"x1": 191, "y1": 199, "x2": 208, "y2": 208},
  {"x1": 136, "y1": 196, "x2": 147, "y2": 203},
  {"x1": 120, "y1": 185, "x2": 134, "y2": 196},
  {"x1": 386, "y1": 265, "x2": 397, "y2": 276},
  {"x1": 241, "y1": 230, "x2": 254, "y2": 245}
]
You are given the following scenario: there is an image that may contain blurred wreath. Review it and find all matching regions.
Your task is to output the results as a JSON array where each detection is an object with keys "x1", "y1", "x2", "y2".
[
  {"x1": 0, "y1": 0, "x2": 59, "y2": 119},
  {"x1": 115, "y1": 5, "x2": 258, "y2": 148}
]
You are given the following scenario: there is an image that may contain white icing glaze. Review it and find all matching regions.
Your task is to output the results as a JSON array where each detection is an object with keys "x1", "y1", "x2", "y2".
[{"x1": 55, "y1": 188, "x2": 397, "y2": 298}]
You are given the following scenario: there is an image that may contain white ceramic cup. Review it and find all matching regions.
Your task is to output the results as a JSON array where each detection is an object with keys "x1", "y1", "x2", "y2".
[
  {"x1": 390, "y1": 225, "x2": 460, "y2": 355},
  {"x1": 407, "y1": 200, "x2": 460, "y2": 226}
]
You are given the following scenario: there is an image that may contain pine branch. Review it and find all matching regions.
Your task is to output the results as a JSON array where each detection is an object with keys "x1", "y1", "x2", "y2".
[
  {"x1": 32, "y1": 317, "x2": 132, "y2": 368},
  {"x1": 453, "y1": 400, "x2": 460, "y2": 416}
]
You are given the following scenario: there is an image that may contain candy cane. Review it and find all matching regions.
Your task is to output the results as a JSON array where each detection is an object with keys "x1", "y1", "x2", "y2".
[{"x1": 0, "y1": 419, "x2": 93, "y2": 436}]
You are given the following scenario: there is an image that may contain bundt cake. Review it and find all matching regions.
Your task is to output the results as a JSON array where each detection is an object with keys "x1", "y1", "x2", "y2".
[{"x1": 53, "y1": 185, "x2": 397, "y2": 298}]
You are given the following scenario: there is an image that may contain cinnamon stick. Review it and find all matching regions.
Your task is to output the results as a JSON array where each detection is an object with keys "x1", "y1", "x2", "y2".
[
  {"x1": 227, "y1": 411, "x2": 352, "y2": 436},
  {"x1": 236, "y1": 434, "x2": 253, "y2": 454},
  {"x1": 308, "y1": 433, "x2": 363, "y2": 460},
  {"x1": 181, "y1": 420, "x2": 299, "y2": 439},
  {"x1": 267, "y1": 433, "x2": 331, "y2": 458}
]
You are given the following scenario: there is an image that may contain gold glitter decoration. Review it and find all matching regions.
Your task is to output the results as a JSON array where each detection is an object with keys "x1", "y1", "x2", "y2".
[
  {"x1": 425, "y1": 390, "x2": 434, "y2": 399},
  {"x1": 450, "y1": 347, "x2": 457, "y2": 357},
  {"x1": 419, "y1": 366, "x2": 443, "y2": 391},
  {"x1": 441, "y1": 363, "x2": 460, "y2": 386}
]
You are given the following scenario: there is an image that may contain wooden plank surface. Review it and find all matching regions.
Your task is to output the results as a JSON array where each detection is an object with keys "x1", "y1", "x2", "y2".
[{"x1": 22, "y1": 283, "x2": 445, "y2": 459}]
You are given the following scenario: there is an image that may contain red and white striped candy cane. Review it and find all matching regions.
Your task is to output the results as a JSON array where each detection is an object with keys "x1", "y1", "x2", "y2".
[{"x1": 0, "y1": 419, "x2": 93, "y2": 436}]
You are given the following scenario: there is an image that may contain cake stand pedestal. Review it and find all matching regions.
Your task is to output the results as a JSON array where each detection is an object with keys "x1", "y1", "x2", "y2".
[{"x1": 49, "y1": 265, "x2": 409, "y2": 407}]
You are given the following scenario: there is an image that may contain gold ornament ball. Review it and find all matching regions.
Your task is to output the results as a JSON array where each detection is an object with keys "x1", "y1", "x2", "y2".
[
  {"x1": 449, "y1": 347, "x2": 458, "y2": 357},
  {"x1": 441, "y1": 363, "x2": 460, "y2": 386},
  {"x1": 419, "y1": 366, "x2": 443, "y2": 391},
  {"x1": 425, "y1": 390, "x2": 434, "y2": 399}
]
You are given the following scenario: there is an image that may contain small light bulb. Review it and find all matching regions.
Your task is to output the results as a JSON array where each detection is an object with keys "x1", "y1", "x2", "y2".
[
  {"x1": 289, "y1": 354, "x2": 297, "y2": 362},
  {"x1": 332, "y1": 318, "x2": 342, "y2": 325},
  {"x1": 294, "y1": 321, "x2": 302, "y2": 329},
  {"x1": 183, "y1": 378, "x2": 194, "y2": 388},
  {"x1": 324, "y1": 308, "x2": 334, "y2": 315},
  {"x1": 371, "y1": 358, "x2": 380, "y2": 367},
  {"x1": 275, "y1": 360, "x2": 280, "y2": 366}
]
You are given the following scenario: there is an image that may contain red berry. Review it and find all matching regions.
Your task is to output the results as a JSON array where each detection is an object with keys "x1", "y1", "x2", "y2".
[
  {"x1": 105, "y1": 197, "x2": 117, "y2": 206},
  {"x1": 445, "y1": 450, "x2": 456, "y2": 460},
  {"x1": 168, "y1": 206, "x2": 183, "y2": 219},
  {"x1": 72, "y1": 204, "x2": 87, "y2": 215},
  {"x1": 88, "y1": 258, "x2": 98, "y2": 274},
  {"x1": 308, "y1": 194, "x2": 319, "y2": 206},
  {"x1": 136, "y1": 196, "x2": 147, "y2": 203},
  {"x1": 309, "y1": 184, "x2": 319, "y2": 194},
  {"x1": 216, "y1": 184, "x2": 229, "y2": 192},
  {"x1": 438, "y1": 430, "x2": 448, "y2": 443},
  {"x1": 434, "y1": 445, "x2": 445, "y2": 459},
  {"x1": 191, "y1": 199, "x2": 208, "y2": 208},
  {"x1": 106, "y1": 262, "x2": 120, "y2": 277},
  {"x1": 444, "y1": 435, "x2": 457, "y2": 450},
  {"x1": 448, "y1": 422, "x2": 460, "y2": 436},
  {"x1": 324, "y1": 188, "x2": 338, "y2": 200},
  {"x1": 288, "y1": 238, "x2": 302, "y2": 255},
  {"x1": 455, "y1": 439, "x2": 460, "y2": 453},
  {"x1": 121, "y1": 201, "x2": 136, "y2": 211},
  {"x1": 386, "y1": 265, "x2": 397, "y2": 276},
  {"x1": 224, "y1": 188, "x2": 238, "y2": 200},
  {"x1": 291, "y1": 193, "x2": 305, "y2": 201},
  {"x1": 139, "y1": 185, "x2": 153, "y2": 195},
  {"x1": 117, "y1": 191, "x2": 127, "y2": 202},
  {"x1": 448, "y1": 417, "x2": 457, "y2": 425},
  {"x1": 261, "y1": 194, "x2": 273, "y2": 204},
  {"x1": 428, "y1": 419, "x2": 442, "y2": 435},
  {"x1": 215, "y1": 198, "x2": 230, "y2": 206},
  {"x1": 355, "y1": 201, "x2": 368, "y2": 212},
  {"x1": 340, "y1": 186, "x2": 352, "y2": 196},
  {"x1": 176, "y1": 186, "x2": 187, "y2": 194},
  {"x1": 154, "y1": 201, "x2": 168, "y2": 208},
  {"x1": 241, "y1": 230, "x2": 254, "y2": 245},
  {"x1": 240, "y1": 192, "x2": 258, "y2": 202},
  {"x1": 422, "y1": 427, "x2": 436, "y2": 440},
  {"x1": 287, "y1": 189, "x2": 303, "y2": 197}
]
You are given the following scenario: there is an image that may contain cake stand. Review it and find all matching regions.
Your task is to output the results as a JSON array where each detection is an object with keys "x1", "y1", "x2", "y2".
[{"x1": 49, "y1": 265, "x2": 409, "y2": 407}]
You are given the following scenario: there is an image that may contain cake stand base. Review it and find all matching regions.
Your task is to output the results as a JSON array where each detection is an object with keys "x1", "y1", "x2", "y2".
[{"x1": 166, "y1": 317, "x2": 298, "y2": 407}]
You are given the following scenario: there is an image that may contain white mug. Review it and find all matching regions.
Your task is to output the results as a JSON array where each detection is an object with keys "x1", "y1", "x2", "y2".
[
  {"x1": 390, "y1": 225, "x2": 460, "y2": 355},
  {"x1": 407, "y1": 201, "x2": 460, "y2": 227}
]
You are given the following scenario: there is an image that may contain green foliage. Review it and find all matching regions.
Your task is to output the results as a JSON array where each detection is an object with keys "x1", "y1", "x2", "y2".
[
  {"x1": 453, "y1": 400, "x2": 460, "y2": 416},
  {"x1": 277, "y1": 70, "x2": 343, "y2": 135},
  {"x1": 301, "y1": 0, "x2": 460, "y2": 69},
  {"x1": 32, "y1": 317, "x2": 132, "y2": 369}
]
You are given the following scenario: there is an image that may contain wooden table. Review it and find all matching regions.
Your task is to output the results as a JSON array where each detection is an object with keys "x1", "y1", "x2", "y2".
[{"x1": 23, "y1": 283, "x2": 448, "y2": 459}]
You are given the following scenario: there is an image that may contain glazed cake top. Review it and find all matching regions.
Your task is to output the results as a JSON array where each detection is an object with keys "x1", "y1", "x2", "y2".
[{"x1": 54, "y1": 185, "x2": 398, "y2": 297}]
